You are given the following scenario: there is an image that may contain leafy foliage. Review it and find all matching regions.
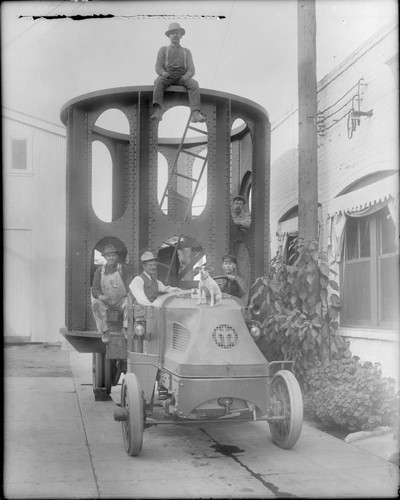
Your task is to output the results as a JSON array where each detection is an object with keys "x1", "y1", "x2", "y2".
[
  {"x1": 304, "y1": 357, "x2": 399, "y2": 431},
  {"x1": 250, "y1": 237, "x2": 399, "y2": 433},
  {"x1": 250, "y1": 238, "x2": 348, "y2": 386}
]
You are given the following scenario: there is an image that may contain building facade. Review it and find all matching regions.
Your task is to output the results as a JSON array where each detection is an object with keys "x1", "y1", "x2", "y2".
[
  {"x1": 3, "y1": 108, "x2": 66, "y2": 343},
  {"x1": 271, "y1": 22, "x2": 399, "y2": 380}
]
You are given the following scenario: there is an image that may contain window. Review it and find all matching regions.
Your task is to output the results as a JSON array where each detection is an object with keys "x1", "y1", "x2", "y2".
[
  {"x1": 284, "y1": 234, "x2": 298, "y2": 264},
  {"x1": 11, "y1": 139, "x2": 27, "y2": 170},
  {"x1": 341, "y1": 206, "x2": 399, "y2": 327}
]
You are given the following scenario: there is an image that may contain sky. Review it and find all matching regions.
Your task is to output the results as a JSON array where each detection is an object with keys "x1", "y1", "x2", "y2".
[{"x1": 1, "y1": 0, "x2": 398, "y2": 129}]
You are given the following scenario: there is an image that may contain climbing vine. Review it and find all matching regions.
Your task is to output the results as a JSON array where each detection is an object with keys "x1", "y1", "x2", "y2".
[{"x1": 250, "y1": 238, "x2": 348, "y2": 387}]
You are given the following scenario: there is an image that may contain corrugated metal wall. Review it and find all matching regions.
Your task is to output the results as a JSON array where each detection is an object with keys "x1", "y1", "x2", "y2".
[
  {"x1": 3, "y1": 113, "x2": 66, "y2": 343},
  {"x1": 4, "y1": 229, "x2": 31, "y2": 339}
]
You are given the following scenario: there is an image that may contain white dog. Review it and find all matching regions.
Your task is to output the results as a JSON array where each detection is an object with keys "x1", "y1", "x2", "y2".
[{"x1": 195, "y1": 264, "x2": 222, "y2": 307}]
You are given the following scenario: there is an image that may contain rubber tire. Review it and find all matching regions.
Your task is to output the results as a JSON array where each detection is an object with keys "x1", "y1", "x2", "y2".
[
  {"x1": 269, "y1": 369, "x2": 303, "y2": 449},
  {"x1": 121, "y1": 373, "x2": 144, "y2": 456}
]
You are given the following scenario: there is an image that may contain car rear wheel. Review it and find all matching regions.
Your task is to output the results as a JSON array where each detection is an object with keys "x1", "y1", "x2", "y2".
[
  {"x1": 121, "y1": 373, "x2": 144, "y2": 456},
  {"x1": 268, "y1": 369, "x2": 303, "y2": 449}
]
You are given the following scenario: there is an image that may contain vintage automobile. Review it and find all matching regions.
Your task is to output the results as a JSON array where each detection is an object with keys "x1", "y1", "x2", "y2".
[
  {"x1": 113, "y1": 286, "x2": 303, "y2": 456},
  {"x1": 60, "y1": 85, "x2": 303, "y2": 458}
]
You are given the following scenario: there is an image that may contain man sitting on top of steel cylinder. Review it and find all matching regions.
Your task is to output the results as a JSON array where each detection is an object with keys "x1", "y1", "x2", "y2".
[
  {"x1": 150, "y1": 22, "x2": 206, "y2": 124},
  {"x1": 219, "y1": 254, "x2": 248, "y2": 301},
  {"x1": 129, "y1": 251, "x2": 182, "y2": 320},
  {"x1": 91, "y1": 244, "x2": 133, "y2": 344},
  {"x1": 231, "y1": 195, "x2": 251, "y2": 232}
]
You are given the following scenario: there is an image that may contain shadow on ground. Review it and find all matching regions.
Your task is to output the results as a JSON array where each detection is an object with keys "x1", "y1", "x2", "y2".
[{"x1": 4, "y1": 343, "x2": 72, "y2": 377}]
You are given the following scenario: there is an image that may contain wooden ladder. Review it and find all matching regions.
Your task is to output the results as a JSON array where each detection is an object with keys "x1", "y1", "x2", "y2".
[{"x1": 159, "y1": 113, "x2": 208, "y2": 223}]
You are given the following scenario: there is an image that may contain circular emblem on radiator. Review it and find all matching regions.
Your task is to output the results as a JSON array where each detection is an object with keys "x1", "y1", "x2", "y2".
[{"x1": 212, "y1": 324, "x2": 238, "y2": 349}]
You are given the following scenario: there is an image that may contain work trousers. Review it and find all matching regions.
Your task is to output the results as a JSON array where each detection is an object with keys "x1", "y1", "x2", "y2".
[
  {"x1": 91, "y1": 297, "x2": 129, "y2": 333},
  {"x1": 153, "y1": 75, "x2": 201, "y2": 112}
]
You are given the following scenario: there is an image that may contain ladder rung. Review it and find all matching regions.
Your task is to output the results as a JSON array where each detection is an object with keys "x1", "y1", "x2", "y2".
[
  {"x1": 182, "y1": 150, "x2": 207, "y2": 160},
  {"x1": 188, "y1": 125, "x2": 208, "y2": 135},
  {"x1": 175, "y1": 172, "x2": 198, "y2": 182}
]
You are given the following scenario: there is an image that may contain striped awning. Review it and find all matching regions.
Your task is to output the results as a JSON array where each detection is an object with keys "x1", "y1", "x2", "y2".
[
  {"x1": 327, "y1": 173, "x2": 399, "y2": 217},
  {"x1": 278, "y1": 217, "x2": 298, "y2": 236}
]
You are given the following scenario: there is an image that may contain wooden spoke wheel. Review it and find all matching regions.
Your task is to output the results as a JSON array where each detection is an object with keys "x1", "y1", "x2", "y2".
[
  {"x1": 268, "y1": 370, "x2": 303, "y2": 449},
  {"x1": 121, "y1": 373, "x2": 144, "y2": 456}
]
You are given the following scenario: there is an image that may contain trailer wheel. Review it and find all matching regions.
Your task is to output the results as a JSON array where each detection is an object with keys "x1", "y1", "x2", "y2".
[
  {"x1": 269, "y1": 369, "x2": 303, "y2": 449},
  {"x1": 92, "y1": 353, "x2": 113, "y2": 394},
  {"x1": 104, "y1": 357, "x2": 112, "y2": 394},
  {"x1": 121, "y1": 373, "x2": 144, "y2": 456},
  {"x1": 92, "y1": 353, "x2": 104, "y2": 389}
]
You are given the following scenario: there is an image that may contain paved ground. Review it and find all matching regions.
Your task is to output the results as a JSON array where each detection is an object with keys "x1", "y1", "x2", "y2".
[{"x1": 3, "y1": 343, "x2": 400, "y2": 499}]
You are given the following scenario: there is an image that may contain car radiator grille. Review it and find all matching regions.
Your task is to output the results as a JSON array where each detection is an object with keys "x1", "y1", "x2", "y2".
[{"x1": 172, "y1": 322, "x2": 191, "y2": 352}]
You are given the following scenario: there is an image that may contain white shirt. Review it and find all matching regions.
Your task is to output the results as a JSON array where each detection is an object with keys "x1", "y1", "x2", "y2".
[{"x1": 129, "y1": 271, "x2": 178, "y2": 306}]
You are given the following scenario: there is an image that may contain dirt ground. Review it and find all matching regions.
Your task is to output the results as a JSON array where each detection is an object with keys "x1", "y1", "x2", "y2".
[{"x1": 4, "y1": 343, "x2": 72, "y2": 378}]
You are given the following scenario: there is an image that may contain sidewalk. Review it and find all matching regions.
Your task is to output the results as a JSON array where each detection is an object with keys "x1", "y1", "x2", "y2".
[
  {"x1": 3, "y1": 343, "x2": 98, "y2": 499},
  {"x1": 345, "y1": 427, "x2": 399, "y2": 464},
  {"x1": 3, "y1": 343, "x2": 400, "y2": 499}
]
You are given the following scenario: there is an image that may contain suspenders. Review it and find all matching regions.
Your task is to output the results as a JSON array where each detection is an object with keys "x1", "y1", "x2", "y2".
[
  {"x1": 165, "y1": 46, "x2": 187, "y2": 70},
  {"x1": 101, "y1": 263, "x2": 123, "y2": 277}
]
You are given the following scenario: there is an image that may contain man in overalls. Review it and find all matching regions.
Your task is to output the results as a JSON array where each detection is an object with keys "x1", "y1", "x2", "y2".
[
  {"x1": 151, "y1": 22, "x2": 206, "y2": 123},
  {"x1": 91, "y1": 244, "x2": 133, "y2": 344}
]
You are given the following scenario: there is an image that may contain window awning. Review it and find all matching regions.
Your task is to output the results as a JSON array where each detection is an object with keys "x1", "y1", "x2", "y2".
[
  {"x1": 278, "y1": 217, "x2": 298, "y2": 236},
  {"x1": 327, "y1": 173, "x2": 399, "y2": 217}
]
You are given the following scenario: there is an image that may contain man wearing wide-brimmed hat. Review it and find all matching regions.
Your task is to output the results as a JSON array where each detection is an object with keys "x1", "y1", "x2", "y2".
[
  {"x1": 91, "y1": 243, "x2": 133, "y2": 343},
  {"x1": 231, "y1": 195, "x2": 251, "y2": 231},
  {"x1": 129, "y1": 251, "x2": 181, "y2": 319},
  {"x1": 150, "y1": 22, "x2": 206, "y2": 123}
]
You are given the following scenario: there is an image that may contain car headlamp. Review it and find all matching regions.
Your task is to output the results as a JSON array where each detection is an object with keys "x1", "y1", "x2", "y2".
[
  {"x1": 250, "y1": 324, "x2": 261, "y2": 340},
  {"x1": 133, "y1": 323, "x2": 146, "y2": 337}
]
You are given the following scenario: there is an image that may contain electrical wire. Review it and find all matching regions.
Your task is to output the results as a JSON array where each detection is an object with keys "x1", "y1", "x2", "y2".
[
  {"x1": 321, "y1": 93, "x2": 357, "y2": 122},
  {"x1": 210, "y1": 0, "x2": 234, "y2": 89},
  {"x1": 318, "y1": 79, "x2": 363, "y2": 115},
  {"x1": 320, "y1": 111, "x2": 349, "y2": 132},
  {"x1": 3, "y1": 1, "x2": 82, "y2": 70},
  {"x1": 3, "y1": 1, "x2": 67, "y2": 49}
]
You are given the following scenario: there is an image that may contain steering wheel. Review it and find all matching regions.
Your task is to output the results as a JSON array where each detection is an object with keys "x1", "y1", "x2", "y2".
[{"x1": 212, "y1": 275, "x2": 231, "y2": 291}]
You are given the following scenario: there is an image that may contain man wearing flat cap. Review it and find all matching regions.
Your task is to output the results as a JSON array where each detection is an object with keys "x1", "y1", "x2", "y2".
[
  {"x1": 91, "y1": 244, "x2": 133, "y2": 343},
  {"x1": 219, "y1": 254, "x2": 248, "y2": 301},
  {"x1": 231, "y1": 195, "x2": 251, "y2": 232},
  {"x1": 151, "y1": 22, "x2": 206, "y2": 123},
  {"x1": 129, "y1": 251, "x2": 182, "y2": 319}
]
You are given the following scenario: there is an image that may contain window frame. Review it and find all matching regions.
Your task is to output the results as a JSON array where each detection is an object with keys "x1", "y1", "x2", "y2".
[
  {"x1": 7, "y1": 136, "x2": 33, "y2": 175},
  {"x1": 340, "y1": 206, "x2": 399, "y2": 328}
]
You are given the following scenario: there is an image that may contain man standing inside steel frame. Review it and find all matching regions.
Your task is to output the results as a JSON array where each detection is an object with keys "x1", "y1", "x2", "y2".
[
  {"x1": 150, "y1": 22, "x2": 206, "y2": 124},
  {"x1": 129, "y1": 251, "x2": 182, "y2": 320},
  {"x1": 231, "y1": 195, "x2": 251, "y2": 232}
]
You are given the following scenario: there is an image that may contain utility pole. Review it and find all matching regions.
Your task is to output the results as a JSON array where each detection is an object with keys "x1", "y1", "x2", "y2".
[{"x1": 297, "y1": 0, "x2": 318, "y2": 241}]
